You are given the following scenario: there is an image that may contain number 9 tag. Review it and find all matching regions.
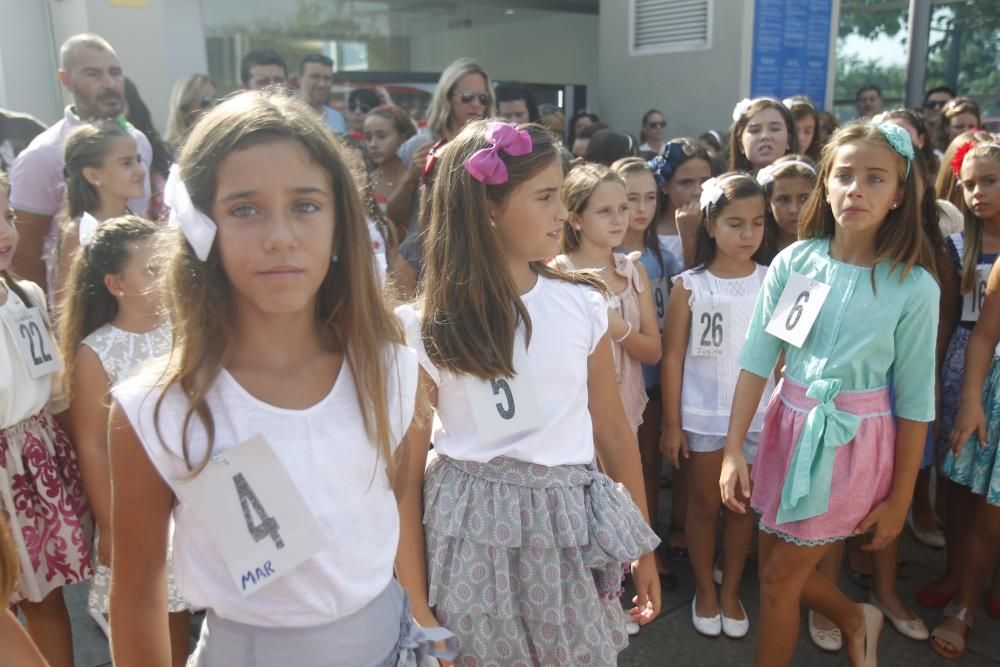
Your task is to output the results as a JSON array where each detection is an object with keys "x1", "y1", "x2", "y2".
[
  {"x1": 1, "y1": 299, "x2": 62, "y2": 379},
  {"x1": 173, "y1": 435, "x2": 328, "y2": 596},
  {"x1": 764, "y1": 271, "x2": 831, "y2": 348},
  {"x1": 465, "y1": 341, "x2": 543, "y2": 440},
  {"x1": 691, "y1": 302, "x2": 730, "y2": 357}
]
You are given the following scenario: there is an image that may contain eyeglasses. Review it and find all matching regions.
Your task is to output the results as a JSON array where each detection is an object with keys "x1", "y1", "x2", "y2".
[
  {"x1": 198, "y1": 96, "x2": 217, "y2": 109},
  {"x1": 924, "y1": 100, "x2": 947, "y2": 110},
  {"x1": 646, "y1": 121, "x2": 667, "y2": 129},
  {"x1": 456, "y1": 91, "x2": 491, "y2": 106}
]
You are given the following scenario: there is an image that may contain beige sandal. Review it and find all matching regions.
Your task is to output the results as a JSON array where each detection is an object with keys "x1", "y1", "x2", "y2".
[{"x1": 930, "y1": 603, "x2": 974, "y2": 659}]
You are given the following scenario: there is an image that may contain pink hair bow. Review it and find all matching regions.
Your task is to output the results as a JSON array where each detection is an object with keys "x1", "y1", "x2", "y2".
[{"x1": 464, "y1": 122, "x2": 533, "y2": 185}]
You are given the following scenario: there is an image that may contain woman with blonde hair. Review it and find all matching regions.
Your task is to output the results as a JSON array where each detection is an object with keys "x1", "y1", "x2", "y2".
[{"x1": 164, "y1": 74, "x2": 217, "y2": 148}]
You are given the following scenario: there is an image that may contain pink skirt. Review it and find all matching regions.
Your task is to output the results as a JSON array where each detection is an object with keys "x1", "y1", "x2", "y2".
[{"x1": 751, "y1": 377, "x2": 895, "y2": 545}]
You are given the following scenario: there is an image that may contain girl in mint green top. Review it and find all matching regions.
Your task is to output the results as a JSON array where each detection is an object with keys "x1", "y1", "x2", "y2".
[{"x1": 719, "y1": 122, "x2": 939, "y2": 667}]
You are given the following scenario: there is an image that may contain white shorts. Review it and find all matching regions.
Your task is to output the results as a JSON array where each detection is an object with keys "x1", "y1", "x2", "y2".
[{"x1": 684, "y1": 430, "x2": 760, "y2": 465}]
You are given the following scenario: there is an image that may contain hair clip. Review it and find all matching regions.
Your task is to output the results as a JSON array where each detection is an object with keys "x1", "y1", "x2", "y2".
[
  {"x1": 950, "y1": 141, "x2": 977, "y2": 179},
  {"x1": 782, "y1": 96, "x2": 815, "y2": 110},
  {"x1": 757, "y1": 160, "x2": 817, "y2": 186},
  {"x1": 78, "y1": 212, "x2": 100, "y2": 248},
  {"x1": 464, "y1": 121, "x2": 533, "y2": 185},
  {"x1": 700, "y1": 177, "x2": 725, "y2": 211},
  {"x1": 732, "y1": 98, "x2": 753, "y2": 122},
  {"x1": 875, "y1": 122, "x2": 915, "y2": 178},
  {"x1": 164, "y1": 164, "x2": 217, "y2": 261}
]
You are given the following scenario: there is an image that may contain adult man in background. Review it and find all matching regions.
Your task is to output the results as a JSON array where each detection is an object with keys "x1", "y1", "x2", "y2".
[
  {"x1": 300, "y1": 54, "x2": 346, "y2": 133},
  {"x1": 855, "y1": 84, "x2": 884, "y2": 118},
  {"x1": 922, "y1": 85, "x2": 957, "y2": 126},
  {"x1": 240, "y1": 48, "x2": 287, "y2": 91},
  {"x1": 9, "y1": 33, "x2": 151, "y2": 288},
  {"x1": 495, "y1": 81, "x2": 539, "y2": 124}
]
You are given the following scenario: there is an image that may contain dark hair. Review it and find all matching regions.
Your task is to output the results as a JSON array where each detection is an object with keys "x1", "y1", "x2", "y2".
[
  {"x1": 759, "y1": 154, "x2": 818, "y2": 262},
  {"x1": 58, "y1": 215, "x2": 160, "y2": 394},
  {"x1": 240, "y1": 48, "x2": 287, "y2": 86},
  {"x1": 300, "y1": 53, "x2": 333, "y2": 74},
  {"x1": 63, "y1": 121, "x2": 133, "y2": 220},
  {"x1": 0, "y1": 172, "x2": 36, "y2": 309},
  {"x1": 729, "y1": 98, "x2": 798, "y2": 172},
  {"x1": 567, "y1": 110, "x2": 600, "y2": 148},
  {"x1": 585, "y1": 129, "x2": 639, "y2": 166},
  {"x1": 124, "y1": 77, "x2": 171, "y2": 175},
  {"x1": 693, "y1": 172, "x2": 767, "y2": 270},
  {"x1": 874, "y1": 108, "x2": 940, "y2": 175},
  {"x1": 786, "y1": 97, "x2": 822, "y2": 161},
  {"x1": 365, "y1": 104, "x2": 417, "y2": 142},
  {"x1": 348, "y1": 88, "x2": 380, "y2": 111},
  {"x1": 923, "y1": 86, "x2": 957, "y2": 102},
  {"x1": 639, "y1": 109, "x2": 665, "y2": 144},
  {"x1": 337, "y1": 134, "x2": 396, "y2": 267},
  {"x1": 856, "y1": 84, "x2": 883, "y2": 101},
  {"x1": 576, "y1": 122, "x2": 607, "y2": 142},
  {"x1": 494, "y1": 81, "x2": 540, "y2": 123}
]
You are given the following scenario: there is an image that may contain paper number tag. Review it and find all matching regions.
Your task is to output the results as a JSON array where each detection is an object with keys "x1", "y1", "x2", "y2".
[
  {"x1": 691, "y1": 302, "x2": 731, "y2": 357},
  {"x1": 174, "y1": 435, "x2": 327, "y2": 596},
  {"x1": 465, "y1": 342, "x2": 543, "y2": 440},
  {"x1": 961, "y1": 264, "x2": 990, "y2": 322},
  {"x1": 1, "y1": 301, "x2": 62, "y2": 379},
  {"x1": 764, "y1": 272, "x2": 831, "y2": 348},
  {"x1": 653, "y1": 276, "x2": 668, "y2": 330}
]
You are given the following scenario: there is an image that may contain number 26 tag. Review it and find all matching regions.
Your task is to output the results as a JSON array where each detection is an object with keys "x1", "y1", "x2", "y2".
[
  {"x1": 174, "y1": 435, "x2": 327, "y2": 596},
  {"x1": 465, "y1": 341, "x2": 543, "y2": 440},
  {"x1": 691, "y1": 302, "x2": 730, "y2": 357},
  {"x1": 764, "y1": 271, "x2": 831, "y2": 348}
]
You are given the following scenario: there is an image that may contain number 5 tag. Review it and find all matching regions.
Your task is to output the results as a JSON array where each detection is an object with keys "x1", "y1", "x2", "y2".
[
  {"x1": 174, "y1": 435, "x2": 328, "y2": 596},
  {"x1": 465, "y1": 341, "x2": 543, "y2": 440},
  {"x1": 764, "y1": 271, "x2": 831, "y2": 348},
  {"x1": 1, "y1": 300, "x2": 62, "y2": 379},
  {"x1": 691, "y1": 302, "x2": 730, "y2": 357}
]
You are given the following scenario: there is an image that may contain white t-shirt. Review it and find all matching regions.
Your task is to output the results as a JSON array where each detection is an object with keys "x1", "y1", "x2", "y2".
[
  {"x1": 398, "y1": 275, "x2": 608, "y2": 466},
  {"x1": 112, "y1": 344, "x2": 417, "y2": 627},
  {"x1": 0, "y1": 280, "x2": 67, "y2": 428}
]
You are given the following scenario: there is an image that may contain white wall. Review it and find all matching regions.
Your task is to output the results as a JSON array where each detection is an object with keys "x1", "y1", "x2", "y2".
[
  {"x1": 409, "y1": 13, "x2": 599, "y2": 94},
  {"x1": 597, "y1": 0, "x2": 753, "y2": 140},
  {"x1": 0, "y1": 0, "x2": 64, "y2": 123}
]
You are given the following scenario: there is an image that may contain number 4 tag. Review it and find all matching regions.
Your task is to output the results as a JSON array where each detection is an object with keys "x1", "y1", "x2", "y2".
[{"x1": 765, "y1": 271, "x2": 831, "y2": 348}]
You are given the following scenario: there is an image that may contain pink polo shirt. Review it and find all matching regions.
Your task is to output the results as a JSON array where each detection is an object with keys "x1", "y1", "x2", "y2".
[{"x1": 9, "y1": 106, "x2": 152, "y2": 217}]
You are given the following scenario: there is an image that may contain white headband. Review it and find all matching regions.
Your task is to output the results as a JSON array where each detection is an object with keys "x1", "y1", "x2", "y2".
[
  {"x1": 757, "y1": 160, "x2": 817, "y2": 186},
  {"x1": 164, "y1": 164, "x2": 217, "y2": 262},
  {"x1": 78, "y1": 212, "x2": 101, "y2": 248},
  {"x1": 732, "y1": 98, "x2": 753, "y2": 122},
  {"x1": 700, "y1": 174, "x2": 745, "y2": 211}
]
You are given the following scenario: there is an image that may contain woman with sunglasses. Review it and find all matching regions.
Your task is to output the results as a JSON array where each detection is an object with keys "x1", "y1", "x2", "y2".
[
  {"x1": 164, "y1": 74, "x2": 217, "y2": 150},
  {"x1": 387, "y1": 57, "x2": 494, "y2": 237},
  {"x1": 639, "y1": 110, "x2": 667, "y2": 155},
  {"x1": 346, "y1": 88, "x2": 381, "y2": 140}
]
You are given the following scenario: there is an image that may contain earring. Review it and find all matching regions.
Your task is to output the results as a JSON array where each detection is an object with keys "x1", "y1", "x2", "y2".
[{"x1": 331, "y1": 253, "x2": 339, "y2": 264}]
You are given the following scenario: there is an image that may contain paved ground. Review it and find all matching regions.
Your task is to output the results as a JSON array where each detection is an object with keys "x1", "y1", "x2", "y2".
[{"x1": 63, "y1": 493, "x2": 999, "y2": 667}]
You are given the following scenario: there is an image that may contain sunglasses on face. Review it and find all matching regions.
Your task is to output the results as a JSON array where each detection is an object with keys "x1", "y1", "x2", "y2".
[
  {"x1": 456, "y1": 91, "x2": 491, "y2": 106},
  {"x1": 647, "y1": 121, "x2": 667, "y2": 129},
  {"x1": 351, "y1": 103, "x2": 373, "y2": 114},
  {"x1": 924, "y1": 100, "x2": 947, "y2": 110}
]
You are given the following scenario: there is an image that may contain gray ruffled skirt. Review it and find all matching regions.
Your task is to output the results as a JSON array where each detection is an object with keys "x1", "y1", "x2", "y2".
[{"x1": 424, "y1": 454, "x2": 660, "y2": 666}]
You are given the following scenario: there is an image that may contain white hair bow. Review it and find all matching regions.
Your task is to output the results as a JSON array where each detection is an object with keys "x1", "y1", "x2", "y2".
[
  {"x1": 164, "y1": 164, "x2": 216, "y2": 262},
  {"x1": 700, "y1": 177, "x2": 725, "y2": 211},
  {"x1": 78, "y1": 212, "x2": 101, "y2": 248},
  {"x1": 732, "y1": 98, "x2": 753, "y2": 122}
]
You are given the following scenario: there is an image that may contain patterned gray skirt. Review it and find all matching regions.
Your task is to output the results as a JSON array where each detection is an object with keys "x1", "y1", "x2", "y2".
[{"x1": 423, "y1": 454, "x2": 660, "y2": 666}]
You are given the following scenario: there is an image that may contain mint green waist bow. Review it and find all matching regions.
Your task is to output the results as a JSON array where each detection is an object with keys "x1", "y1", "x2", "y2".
[{"x1": 777, "y1": 379, "x2": 862, "y2": 524}]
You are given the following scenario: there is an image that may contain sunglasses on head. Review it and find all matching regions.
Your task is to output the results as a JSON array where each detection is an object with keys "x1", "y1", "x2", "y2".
[
  {"x1": 457, "y1": 91, "x2": 491, "y2": 106},
  {"x1": 647, "y1": 120, "x2": 667, "y2": 129}
]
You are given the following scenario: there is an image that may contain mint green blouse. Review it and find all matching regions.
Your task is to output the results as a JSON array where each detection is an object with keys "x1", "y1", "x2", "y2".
[{"x1": 739, "y1": 238, "x2": 939, "y2": 423}]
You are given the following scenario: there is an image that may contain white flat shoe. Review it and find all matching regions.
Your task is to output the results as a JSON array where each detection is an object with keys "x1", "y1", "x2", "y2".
[
  {"x1": 868, "y1": 593, "x2": 929, "y2": 641},
  {"x1": 691, "y1": 594, "x2": 722, "y2": 637},
  {"x1": 807, "y1": 610, "x2": 842, "y2": 652},
  {"x1": 721, "y1": 600, "x2": 749, "y2": 639},
  {"x1": 906, "y1": 510, "x2": 945, "y2": 549},
  {"x1": 860, "y1": 602, "x2": 884, "y2": 667}
]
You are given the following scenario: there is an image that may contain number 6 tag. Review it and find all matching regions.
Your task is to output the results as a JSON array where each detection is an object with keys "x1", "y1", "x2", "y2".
[
  {"x1": 764, "y1": 271, "x2": 831, "y2": 348},
  {"x1": 465, "y1": 341, "x2": 543, "y2": 440},
  {"x1": 174, "y1": 435, "x2": 327, "y2": 596},
  {"x1": 691, "y1": 302, "x2": 730, "y2": 357},
  {"x1": 1, "y1": 298, "x2": 62, "y2": 379}
]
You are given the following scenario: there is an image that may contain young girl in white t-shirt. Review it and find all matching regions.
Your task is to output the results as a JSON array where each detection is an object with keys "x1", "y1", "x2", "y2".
[
  {"x1": 107, "y1": 92, "x2": 453, "y2": 667},
  {"x1": 396, "y1": 120, "x2": 660, "y2": 665}
]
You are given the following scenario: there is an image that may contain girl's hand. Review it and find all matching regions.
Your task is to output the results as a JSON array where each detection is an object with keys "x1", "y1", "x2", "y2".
[
  {"x1": 720, "y1": 450, "x2": 750, "y2": 513},
  {"x1": 629, "y1": 552, "x2": 661, "y2": 625},
  {"x1": 950, "y1": 398, "x2": 987, "y2": 456},
  {"x1": 855, "y1": 500, "x2": 906, "y2": 551},
  {"x1": 413, "y1": 604, "x2": 454, "y2": 667},
  {"x1": 407, "y1": 142, "x2": 433, "y2": 178},
  {"x1": 674, "y1": 200, "x2": 702, "y2": 238},
  {"x1": 607, "y1": 308, "x2": 628, "y2": 340},
  {"x1": 660, "y1": 425, "x2": 688, "y2": 468}
]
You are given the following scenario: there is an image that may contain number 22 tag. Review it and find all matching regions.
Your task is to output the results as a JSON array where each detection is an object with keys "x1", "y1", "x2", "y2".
[
  {"x1": 691, "y1": 302, "x2": 730, "y2": 357},
  {"x1": 764, "y1": 271, "x2": 831, "y2": 348},
  {"x1": 1, "y1": 299, "x2": 61, "y2": 379},
  {"x1": 174, "y1": 435, "x2": 327, "y2": 596},
  {"x1": 465, "y1": 341, "x2": 543, "y2": 440}
]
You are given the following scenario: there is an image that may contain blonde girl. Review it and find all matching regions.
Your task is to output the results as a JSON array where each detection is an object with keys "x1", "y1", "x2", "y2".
[
  {"x1": 396, "y1": 121, "x2": 660, "y2": 664},
  {"x1": 107, "y1": 92, "x2": 450, "y2": 667},
  {"x1": 662, "y1": 173, "x2": 770, "y2": 640},
  {"x1": 720, "y1": 122, "x2": 939, "y2": 666}
]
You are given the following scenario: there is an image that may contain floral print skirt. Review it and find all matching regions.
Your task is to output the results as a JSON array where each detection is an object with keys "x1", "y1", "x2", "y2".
[
  {"x1": 943, "y1": 355, "x2": 1000, "y2": 507},
  {"x1": 1, "y1": 408, "x2": 93, "y2": 605}
]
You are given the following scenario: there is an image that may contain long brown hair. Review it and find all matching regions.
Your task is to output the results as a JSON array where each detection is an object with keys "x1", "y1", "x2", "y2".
[
  {"x1": 58, "y1": 215, "x2": 160, "y2": 394},
  {"x1": 799, "y1": 121, "x2": 934, "y2": 283},
  {"x1": 956, "y1": 142, "x2": 1000, "y2": 293},
  {"x1": 0, "y1": 172, "x2": 35, "y2": 309},
  {"x1": 786, "y1": 98, "x2": 822, "y2": 161},
  {"x1": 154, "y1": 91, "x2": 403, "y2": 476},
  {"x1": 729, "y1": 98, "x2": 799, "y2": 172},
  {"x1": 761, "y1": 154, "x2": 818, "y2": 262},
  {"x1": 695, "y1": 172, "x2": 768, "y2": 269},
  {"x1": 420, "y1": 120, "x2": 605, "y2": 380},
  {"x1": 63, "y1": 121, "x2": 133, "y2": 221},
  {"x1": 935, "y1": 130, "x2": 993, "y2": 209},
  {"x1": 561, "y1": 162, "x2": 625, "y2": 253},
  {"x1": 612, "y1": 157, "x2": 664, "y2": 275}
]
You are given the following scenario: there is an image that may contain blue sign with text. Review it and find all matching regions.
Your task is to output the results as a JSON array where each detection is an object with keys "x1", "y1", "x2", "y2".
[{"x1": 750, "y1": 0, "x2": 833, "y2": 109}]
